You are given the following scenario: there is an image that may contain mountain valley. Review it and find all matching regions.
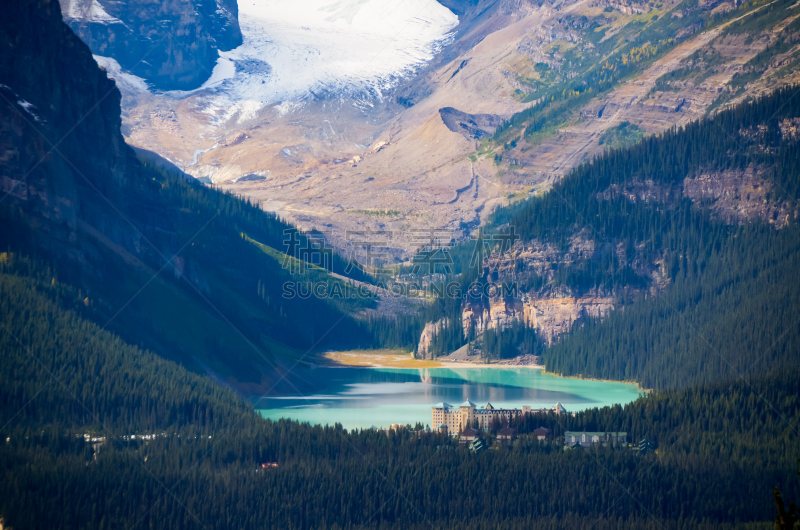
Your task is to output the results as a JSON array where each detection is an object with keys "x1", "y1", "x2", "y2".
[{"x1": 1, "y1": 0, "x2": 800, "y2": 527}]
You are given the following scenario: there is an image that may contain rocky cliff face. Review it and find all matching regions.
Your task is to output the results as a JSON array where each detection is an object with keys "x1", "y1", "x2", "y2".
[
  {"x1": 454, "y1": 228, "x2": 669, "y2": 347},
  {"x1": 417, "y1": 318, "x2": 449, "y2": 359},
  {"x1": 461, "y1": 279, "x2": 618, "y2": 343},
  {"x1": 0, "y1": 0, "x2": 142, "y2": 255},
  {"x1": 0, "y1": 0, "x2": 213, "y2": 286},
  {"x1": 597, "y1": 166, "x2": 796, "y2": 228},
  {"x1": 439, "y1": 107, "x2": 504, "y2": 140},
  {"x1": 59, "y1": 0, "x2": 242, "y2": 90},
  {"x1": 683, "y1": 168, "x2": 793, "y2": 228}
]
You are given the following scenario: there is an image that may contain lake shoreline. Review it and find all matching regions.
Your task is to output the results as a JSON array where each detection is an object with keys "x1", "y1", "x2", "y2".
[
  {"x1": 541, "y1": 369, "x2": 650, "y2": 394},
  {"x1": 320, "y1": 350, "x2": 647, "y2": 393},
  {"x1": 321, "y1": 350, "x2": 545, "y2": 370}
]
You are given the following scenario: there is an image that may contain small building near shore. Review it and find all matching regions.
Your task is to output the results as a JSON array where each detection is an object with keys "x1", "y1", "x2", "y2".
[
  {"x1": 637, "y1": 438, "x2": 655, "y2": 455},
  {"x1": 459, "y1": 427, "x2": 482, "y2": 446},
  {"x1": 533, "y1": 427, "x2": 552, "y2": 440},
  {"x1": 497, "y1": 426, "x2": 517, "y2": 445}
]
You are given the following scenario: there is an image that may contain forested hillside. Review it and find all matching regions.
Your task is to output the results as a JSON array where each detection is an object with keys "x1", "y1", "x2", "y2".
[
  {"x1": 544, "y1": 224, "x2": 800, "y2": 388},
  {"x1": 426, "y1": 84, "x2": 800, "y2": 390},
  {"x1": 507, "y1": 85, "x2": 800, "y2": 389},
  {"x1": 0, "y1": 254, "x2": 252, "y2": 432},
  {"x1": 487, "y1": 0, "x2": 800, "y2": 169}
]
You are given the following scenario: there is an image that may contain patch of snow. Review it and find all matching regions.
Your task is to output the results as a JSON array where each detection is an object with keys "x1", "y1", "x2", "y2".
[
  {"x1": 63, "y1": 0, "x2": 123, "y2": 24},
  {"x1": 184, "y1": 163, "x2": 248, "y2": 183},
  {"x1": 93, "y1": 55, "x2": 150, "y2": 94},
  {"x1": 89, "y1": 0, "x2": 121, "y2": 23},
  {"x1": 202, "y1": 57, "x2": 237, "y2": 88},
  {"x1": 63, "y1": 0, "x2": 83, "y2": 19},
  {"x1": 16, "y1": 98, "x2": 43, "y2": 122},
  {"x1": 234, "y1": 100, "x2": 267, "y2": 124}
]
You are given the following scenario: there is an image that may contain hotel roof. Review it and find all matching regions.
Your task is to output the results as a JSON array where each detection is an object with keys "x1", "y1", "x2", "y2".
[
  {"x1": 432, "y1": 403, "x2": 452, "y2": 409},
  {"x1": 459, "y1": 400, "x2": 476, "y2": 407}
]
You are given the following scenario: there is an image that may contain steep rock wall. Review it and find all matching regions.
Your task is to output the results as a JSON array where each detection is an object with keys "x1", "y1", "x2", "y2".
[
  {"x1": 0, "y1": 0, "x2": 182, "y2": 274},
  {"x1": 59, "y1": 0, "x2": 242, "y2": 90}
]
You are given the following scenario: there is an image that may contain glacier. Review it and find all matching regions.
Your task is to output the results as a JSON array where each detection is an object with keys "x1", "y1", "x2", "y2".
[{"x1": 174, "y1": 0, "x2": 459, "y2": 117}]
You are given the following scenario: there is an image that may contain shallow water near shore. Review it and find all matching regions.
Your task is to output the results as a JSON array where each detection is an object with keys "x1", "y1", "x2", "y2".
[{"x1": 255, "y1": 366, "x2": 642, "y2": 430}]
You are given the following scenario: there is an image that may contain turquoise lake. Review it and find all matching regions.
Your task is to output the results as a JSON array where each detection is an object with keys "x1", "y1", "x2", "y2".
[{"x1": 256, "y1": 366, "x2": 643, "y2": 430}]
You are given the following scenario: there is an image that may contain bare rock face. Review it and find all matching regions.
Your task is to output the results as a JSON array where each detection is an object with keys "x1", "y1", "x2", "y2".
[
  {"x1": 523, "y1": 295, "x2": 615, "y2": 342},
  {"x1": 0, "y1": 84, "x2": 79, "y2": 247},
  {"x1": 59, "y1": 0, "x2": 242, "y2": 90},
  {"x1": 439, "y1": 107, "x2": 505, "y2": 140},
  {"x1": 463, "y1": 297, "x2": 524, "y2": 336},
  {"x1": 457, "y1": 230, "x2": 666, "y2": 346},
  {"x1": 590, "y1": 0, "x2": 654, "y2": 15},
  {"x1": 462, "y1": 289, "x2": 615, "y2": 343},
  {"x1": 683, "y1": 167, "x2": 792, "y2": 228},
  {"x1": 597, "y1": 179, "x2": 679, "y2": 205},
  {"x1": 0, "y1": 0, "x2": 174, "y2": 269},
  {"x1": 0, "y1": 0, "x2": 136, "y2": 249},
  {"x1": 594, "y1": 162, "x2": 796, "y2": 229},
  {"x1": 417, "y1": 318, "x2": 449, "y2": 359}
]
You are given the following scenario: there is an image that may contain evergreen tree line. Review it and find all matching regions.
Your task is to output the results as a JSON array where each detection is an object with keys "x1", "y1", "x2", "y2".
[
  {"x1": 542, "y1": 223, "x2": 800, "y2": 389},
  {"x1": 495, "y1": 83, "x2": 800, "y2": 244}
]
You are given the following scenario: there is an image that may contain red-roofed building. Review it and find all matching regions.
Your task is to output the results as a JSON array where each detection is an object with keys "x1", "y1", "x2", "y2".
[
  {"x1": 459, "y1": 427, "x2": 482, "y2": 446},
  {"x1": 497, "y1": 426, "x2": 517, "y2": 445},
  {"x1": 533, "y1": 427, "x2": 552, "y2": 440}
]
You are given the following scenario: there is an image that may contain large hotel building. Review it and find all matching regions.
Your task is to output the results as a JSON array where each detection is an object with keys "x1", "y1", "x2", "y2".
[{"x1": 432, "y1": 400, "x2": 566, "y2": 433}]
